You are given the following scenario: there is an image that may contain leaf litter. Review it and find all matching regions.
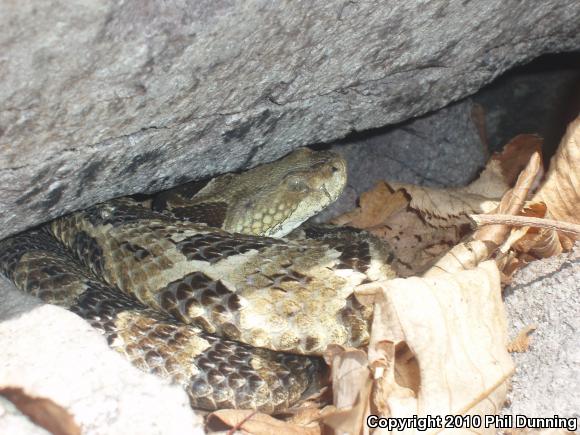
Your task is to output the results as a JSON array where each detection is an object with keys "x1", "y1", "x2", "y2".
[{"x1": 207, "y1": 118, "x2": 580, "y2": 434}]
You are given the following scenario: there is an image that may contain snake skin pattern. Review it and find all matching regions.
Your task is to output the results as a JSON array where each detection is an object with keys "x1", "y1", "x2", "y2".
[
  {"x1": 0, "y1": 230, "x2": 320, "y2": 412},
  {"x1": 0, "y1": 149, "x2": 396, "y2": 412}
]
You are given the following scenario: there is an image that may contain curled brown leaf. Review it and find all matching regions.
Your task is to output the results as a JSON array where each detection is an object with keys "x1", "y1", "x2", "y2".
[
  {"x1": 207, "y1": 410, "x2": 320, "y2": 435},
  {"x1": 507, "y1": 325, "x2": 537, "y2": 353},
  {"x1": 334, "y1": 135, "x2": 544, "y2": 277},
  {"x1": 0, "y1": 387, "x2": 80, "y2": 435},
  {"x1": 332, "y1": 182, "x2": 408, "y2": 229},
  {"x1": 321, "y1": 346, "x2": 372, "y2": 435},
  {"x1": 473, "y1": 152, "x2": 541, "y2": 247},
  {"x1": 357, "y1": 261, "x2": 513, "y2": 432},
  {"x1": 534, "y1": 116, "x2": 580, "y2": 226}
]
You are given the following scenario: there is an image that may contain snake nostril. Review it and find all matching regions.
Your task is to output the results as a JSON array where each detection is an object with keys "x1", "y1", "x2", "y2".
[{"x1": 331, "y1": 165, "x2": 339, "y2": 173}]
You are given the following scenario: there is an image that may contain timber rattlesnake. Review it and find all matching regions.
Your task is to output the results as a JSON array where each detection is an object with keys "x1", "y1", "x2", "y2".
[{"x1": 0, "y1": 148, "x2": 395, "y2": 412}]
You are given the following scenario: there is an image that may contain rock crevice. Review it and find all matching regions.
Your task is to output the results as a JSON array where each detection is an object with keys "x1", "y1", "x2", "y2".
[{"x1": 1, "y1": 0, "x2": 579, "y2": 238}]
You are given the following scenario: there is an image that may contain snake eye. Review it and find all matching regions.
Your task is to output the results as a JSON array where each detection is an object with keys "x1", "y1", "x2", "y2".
[{"x1": 286, "y1": 176, "x2": 309, "y2": 192}]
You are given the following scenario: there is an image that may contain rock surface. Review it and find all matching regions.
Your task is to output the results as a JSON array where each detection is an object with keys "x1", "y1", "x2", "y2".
[
  {"x1": 0, "y1": 277, "x2": 205, "y2": 435},
  {"x1": 1, "y1": 0, "x2": 580, "y2": 238},
  {"x1": 503, "y1": 245, "x2": 580, "y2": 419},
  {"x1": 473, "y1": 53, "x2": 580, "y2": 155},
  {"x1": 316, "y1": 98, "x2": 487, "y2": 222}
]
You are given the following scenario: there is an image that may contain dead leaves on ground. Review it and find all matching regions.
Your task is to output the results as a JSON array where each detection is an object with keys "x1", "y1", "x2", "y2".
[
  {"x1": 208, "y1": 119, "x2": 580, "y2": 435},
  {"x1": 209, "y1": 261, "x2": 513, "y2": 435},
  {"x1": 357, "y1": 261, "x2": 513, "y2": 431},
  {"x1": 507, "y1": 325, "x2": 537, "y2": 353},
  {"x1": 0, "y1": 387, "x2": 80, "y2": 435},
  {"x1": 333, "y1": 181, "x2": 470, "y2": 277},
  {"x1": 334, "y1": 133, "x2": 546, "y2": 277},
  {"x1": 512, "y1": 118, "x2": 580, "y2": 256},
  {"x1": 335, "y1": 121, "x2": 580, "y2": 276},
  {"x1": 207, "y1": 410, "x2": 321, "y2": 435},
  {"x1": 534, "y1": 118, "x2": 580, "y2": 225}
]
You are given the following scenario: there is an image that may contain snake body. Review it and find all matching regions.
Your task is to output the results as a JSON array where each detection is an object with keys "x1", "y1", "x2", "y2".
[{"x1": 0, "y1": 149, "x2": 395, "y2": 412}]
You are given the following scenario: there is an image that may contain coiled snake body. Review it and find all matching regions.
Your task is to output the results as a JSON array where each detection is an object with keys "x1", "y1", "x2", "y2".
[{"x1": 0, "y1": 149, "x2": 395, "y2": 413}]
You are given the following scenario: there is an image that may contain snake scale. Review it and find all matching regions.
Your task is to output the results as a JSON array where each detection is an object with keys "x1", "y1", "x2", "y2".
[{"x1": 0, "y1": 148, "x2": 395, "y2": 413}]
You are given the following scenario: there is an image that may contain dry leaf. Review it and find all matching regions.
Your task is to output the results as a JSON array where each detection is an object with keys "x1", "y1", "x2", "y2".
[
  {"x1": 207, "y1": 409, "x2": 320, "y2": 435},
  {"x1": 496, "y1": 251, "x2": 524, "y2": 283},
  {"x1": 280, "y1": 387, "x2": 333, "y2": 428},
  {"x1": 334, "y1": 183, "x2": 468, "y2": 276},
  {"x1": 494, "y1": 134, "x2": 543, "y2": 187},
  {"x1": 510, "y1": 202, "x2": 562, "y2": 257},
  {"x1": 389, "y1": 134, "x2": 542, "y2": 225},
  {"x1": 534, "y1": 116, "x2": 580, "y2": 226},
  {"x1": 284, "y1": 404, "x2": 327, "y2": 427},
  {"x1": 472, "y1": 117, "x2": 580, "y2": 259},
  {"x1": 471, "y1": 103, "x2": 488, "y2": 148},
  {"x1": 332, "y1": 182, "x2": 408, "y2": 229},
  {"x1": 356, "y1": 260, "x2": 514, "y2": 435},
  {"x1": 334, "y1": 135, "x2": 544, "y2": 276},
  {"x1": 507, "y1": 325, "x2": 537, "y2": 353},
  {"x1": 388, "y1": 158, "x2": 504, "y2": 224},
  {"x1": 473, "y1": 152, "x2": 541, "y2": 246},
  {"x1": 521, "y1": 116, "x2": 580, "y2": 255},
  {"x1": 321, "y1": 346, "x2": 372, "y2": 435},
  {"x1": 525, "y1": 227, "x2": 564, "y2": 258},
  {"x1": 0, "y1": 387, "x2": 81, "y2": 435},
  {"x1": 422, "y1": 240, "x2": 493, "y2": 277},
  {"x1": 373, "y1": 207, "x2": 468, "y2": 277},
  {"x1": 432, "y1": 148, "x2": 541, "y2": 276},
  {"x1": 476, "y1": 215, "x2": 580, "y2": 254}
]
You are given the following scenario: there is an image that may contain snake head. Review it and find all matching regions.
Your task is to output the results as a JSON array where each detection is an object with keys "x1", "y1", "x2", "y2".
[{"x1": 225, "y1": 148, "x2": 347, "y2": 237}]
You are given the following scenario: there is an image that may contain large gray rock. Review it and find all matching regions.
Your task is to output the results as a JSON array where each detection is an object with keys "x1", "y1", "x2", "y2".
[
  {"x1": 0, "y1": 277, "x2": 205, "y2": 435},
  {"x1": 473, "y1": 57, "x2": 580, "y2": 155},
  {"x1": 1, "y1": 0, "x2": 579, "y2": 238},
  {"x1": 317, "y1": 98, "x2": 488, "y2": 222},
  {"x1": 503, "y1": 245, "x2": 580, "y2": 419}
]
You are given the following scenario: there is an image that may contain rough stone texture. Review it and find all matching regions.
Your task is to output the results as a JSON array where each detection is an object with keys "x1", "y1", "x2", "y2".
[
  {"x1": 473, "y1": 53, "x2": 580, "y2": 155},
  {"x1": 0, "y1": 277, "x2": 205, "y2": 435},
  {"x1": 316, "y1": 98, "x2": 487, "y2": 221},
  {"x1": 1, "y1": 0, "x2": 580, "y2": 239},
  {"x1": 503, "y1": 245, "x2": 580, "y2": 419}
]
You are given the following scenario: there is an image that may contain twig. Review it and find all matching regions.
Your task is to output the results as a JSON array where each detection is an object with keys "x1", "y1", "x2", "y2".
[
  {"x1": 469, "y1": 214, "x2": 580, "y2": 238},
  {"x1": 226, "y1": 410, "x2": 259, "y2": 435}
]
